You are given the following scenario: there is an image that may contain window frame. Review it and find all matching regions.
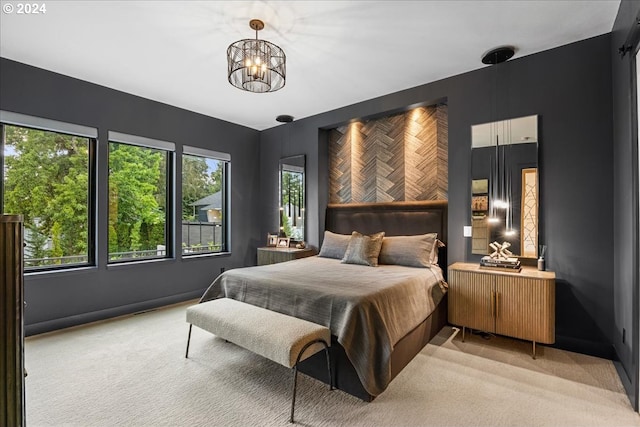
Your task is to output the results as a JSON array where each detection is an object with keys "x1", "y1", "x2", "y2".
[
  {"x1": 0, "y1": 111, "x2": 97, "y2": 272},
  {"x1": 181, "y1": 146, "x2": 231, "y2": 257},
  {"x1": 107, "y1": 131, "x2": 175, "y2": 264}
]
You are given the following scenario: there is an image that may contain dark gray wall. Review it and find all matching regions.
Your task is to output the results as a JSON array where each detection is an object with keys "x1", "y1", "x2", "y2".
[
  {"x1": 0, "y1": 58, "x2": 262, "y2": 334},
  {"x1": 260, "y1": 34, "x2": 615, "y2": 358},
  {"x1": 611, "y1": 0, "x2": 640, "y2": 410}
]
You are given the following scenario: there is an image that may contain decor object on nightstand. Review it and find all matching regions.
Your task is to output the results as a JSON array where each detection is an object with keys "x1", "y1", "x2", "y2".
[
  {"x1": 538, "y1": 244, "x2": 547, "y2": 271},
  {"x1": 277, "y1": 237, "x2": 290, "y2": 248},
  {"x1": 480, "y1": 241, "x2": 521, "y2": 272},
  {"x1": 267, "y1": 233, "x2": 278, "y2": 247}
]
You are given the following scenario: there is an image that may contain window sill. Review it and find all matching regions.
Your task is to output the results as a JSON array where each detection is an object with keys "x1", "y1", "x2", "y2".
[
  {"x1": 181, "y1": 251, "x2": 231, "y2": 260},
  {"x1": 107, "y1": 257, "x2": 176, "y2": 270},
  {"x1": 25, "y1": 265, "x2": 98, "y2": 278}
]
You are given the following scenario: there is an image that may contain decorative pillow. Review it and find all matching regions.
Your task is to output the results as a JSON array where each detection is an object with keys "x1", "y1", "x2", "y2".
[
  {"x1": 378, "y1": 233, "x2": 439, "y2": 268},
  {"x1": 430, "y1": 239, "x2": 446, "y2": 266},
  {"x1": 318, "y1": 231, "x2": 351, "y2": 259},
  {"x1": 341, "y1": 231, "x2": 385, "y2": 267}
]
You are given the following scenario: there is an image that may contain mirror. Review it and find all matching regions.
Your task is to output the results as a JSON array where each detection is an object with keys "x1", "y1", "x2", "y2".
[
  {"x1": 279, "y1": 155, "x2": 305, "y2": 241},
  {"x1": 471, "y1": 115, "x2": 538, "y2": 258}
]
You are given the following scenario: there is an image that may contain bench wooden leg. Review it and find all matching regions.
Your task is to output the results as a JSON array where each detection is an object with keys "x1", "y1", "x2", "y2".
[
  {"x1": 290, "y1": 339, "x2": 331, "y2": 423},
  {"x1": 185, "y1": 324, "x2": 193, "y2": 358}
]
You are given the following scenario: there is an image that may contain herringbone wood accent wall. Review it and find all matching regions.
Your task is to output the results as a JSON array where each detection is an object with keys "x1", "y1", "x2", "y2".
[{"x1": 329, "y1": 105, "x2": 448, "y2": 203}]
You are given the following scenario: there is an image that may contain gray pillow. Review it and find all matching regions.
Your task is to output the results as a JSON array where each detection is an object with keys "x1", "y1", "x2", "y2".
[
  {"x1": 318, "y1": 231, "x2": 351, "y2": 259},
  {"x1": 341, "y1": 231, "x2": 385, "y2": 267},
  {"x1": 378, "y1": 233, "x2": 439, "y2": 268}
]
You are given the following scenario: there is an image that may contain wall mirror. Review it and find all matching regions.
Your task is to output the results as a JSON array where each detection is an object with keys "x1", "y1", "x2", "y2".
[
  {"x1": 279, "y1": 155, "x2": 305, "y2": 241},
  {"x1": 471, "y1": 115, "x2": 538, "y2": 258}
]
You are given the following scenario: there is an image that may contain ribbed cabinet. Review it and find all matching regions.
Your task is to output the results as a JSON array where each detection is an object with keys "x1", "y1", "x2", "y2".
[
  {"x1": 448, "y1": 262, "x2": 555, "y2": 357},
  {"x1": 1, "y1": 215, "x2": 25, "y2": 427}
]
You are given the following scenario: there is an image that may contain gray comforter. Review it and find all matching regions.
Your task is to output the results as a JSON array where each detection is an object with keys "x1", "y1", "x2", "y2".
[{"x1": 199, "y1": 256, "x2": 447, "y2": 396}]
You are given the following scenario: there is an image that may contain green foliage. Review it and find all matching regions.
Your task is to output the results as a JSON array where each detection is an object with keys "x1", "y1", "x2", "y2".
[
  {"x1": 281, "y1": 171, "x2": 302, "y2": 207},
  {"x1": 281, "y1": 209, "x2": 293, "y2": 238},
  {"x1": 3, "y1": 125, "x2": 226, "y2": 265},
  {"x1": 3, "y1": 126, "x2": 89, "y2": 263},
  {"x1": 108, "y1": 143, "x2": 166, "y2": 256},
  {"x1": 25, "y1": 224, "x2": 48, "y2": 260},
  {"x1": 281, "y1": 171, "x2": 303, "y2": 239}
]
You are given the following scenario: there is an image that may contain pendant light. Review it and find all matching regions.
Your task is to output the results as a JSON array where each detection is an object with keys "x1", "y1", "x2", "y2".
[
  {"x1": 227, "y1": 19, "x2": 286, "y2": 93},
  {"x1": 482, "y1": 46, "x2": 515, "y2": 234}
]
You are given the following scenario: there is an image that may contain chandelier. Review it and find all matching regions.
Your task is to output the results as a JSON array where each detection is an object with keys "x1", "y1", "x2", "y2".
[{"x1": 227, "y1": 19, "x2": 286, "y2": 93}]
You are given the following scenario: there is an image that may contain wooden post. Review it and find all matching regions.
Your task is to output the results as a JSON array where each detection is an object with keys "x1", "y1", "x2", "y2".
[{"x1": 1, "y1": 214, "x2": 25, "y2": 427}]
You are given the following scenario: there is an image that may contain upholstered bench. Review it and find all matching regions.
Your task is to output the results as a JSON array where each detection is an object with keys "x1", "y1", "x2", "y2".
[{"x1": 185, "y1": 298, "x2": 332, "y2": 423}]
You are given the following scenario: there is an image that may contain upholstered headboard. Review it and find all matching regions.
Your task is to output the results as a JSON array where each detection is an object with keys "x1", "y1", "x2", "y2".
[{"x1": 325, "y1": 200, "x2": 448, "y2": 269}]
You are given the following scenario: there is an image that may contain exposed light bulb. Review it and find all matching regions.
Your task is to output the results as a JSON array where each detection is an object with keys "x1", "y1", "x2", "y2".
[
  {"x1": 494, "y1": 199, "x2": 509, "y2": 209},
  {"x1": 505, "y1": 229, "x2": 516, "y2": 237},
  {"x1": 487, "y1": 217, "x2": 500, "y2": 224},
  {"x1": 245, "y1": 58, "x2": 252, "y2": 68}
]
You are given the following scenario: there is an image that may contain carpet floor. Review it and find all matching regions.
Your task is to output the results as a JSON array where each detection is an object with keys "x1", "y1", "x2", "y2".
[{"x1": 24, "y1": 300, "x2": 640, "y2": 427}]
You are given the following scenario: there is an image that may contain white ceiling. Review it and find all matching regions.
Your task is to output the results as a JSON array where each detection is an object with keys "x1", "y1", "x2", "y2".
[{"x1": 0, "y1": 0, "x2": 620, "y2": 131}]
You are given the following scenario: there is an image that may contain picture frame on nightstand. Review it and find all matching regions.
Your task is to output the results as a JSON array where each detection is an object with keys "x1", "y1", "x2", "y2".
[
  {"x1": 267, "y1": 233, "x2": 278, "y2": 247},
  {"x1": 276, "y1": 237, "x2": 290, "y2": 248}
]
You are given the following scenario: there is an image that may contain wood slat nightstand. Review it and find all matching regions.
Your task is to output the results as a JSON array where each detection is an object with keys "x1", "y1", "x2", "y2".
[{"x1": 448, "y1": 262, "x2": 555, "y2": 358}]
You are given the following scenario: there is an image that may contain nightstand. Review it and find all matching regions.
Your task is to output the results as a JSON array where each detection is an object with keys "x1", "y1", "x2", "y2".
[
  {"x1": 448, "y1": 262, "x2": 555, "y2": 358},
  {"x1": 257, "y1": 247, "x2": 316, "y2": 266}
]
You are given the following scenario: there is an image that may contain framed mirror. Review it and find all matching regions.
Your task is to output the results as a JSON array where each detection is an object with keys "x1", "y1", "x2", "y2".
[
  {"x1": 279, "y1": 155, "x2": 305, "y2": 241},
  {"x1": 471, "y1": 115, "x2": 538, "y2": 258}
]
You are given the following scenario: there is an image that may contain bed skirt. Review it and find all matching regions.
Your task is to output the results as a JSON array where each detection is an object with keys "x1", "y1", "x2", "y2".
[{"x1": 297, "y1": 293, "x2": 448, "y2": 401}]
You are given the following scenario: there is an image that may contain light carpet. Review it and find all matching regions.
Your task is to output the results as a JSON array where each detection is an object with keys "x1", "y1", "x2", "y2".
[{"x1": 25, "y1": 300, "x2": 640, "y2": 427}]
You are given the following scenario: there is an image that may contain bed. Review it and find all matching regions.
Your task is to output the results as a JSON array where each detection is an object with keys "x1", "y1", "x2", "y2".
[{"x1": 199, "y1": 201, "x2": 448, "y2": 401}]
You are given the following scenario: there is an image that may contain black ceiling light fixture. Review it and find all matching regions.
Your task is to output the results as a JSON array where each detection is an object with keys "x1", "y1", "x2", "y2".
[
  {"x1": 481, "y1": 46, "x2": 515, "y2": 65},
  {"x1": 276, "y1": 114, "x2": 294, "y2": 123},
  {"x1": 227, "y1": 19, "x2": 286, "y2": 93}
]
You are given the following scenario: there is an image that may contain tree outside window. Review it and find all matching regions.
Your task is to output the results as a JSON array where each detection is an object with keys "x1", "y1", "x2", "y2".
[
  {"x1": 2, "y1": 124, "x2": 92, "y2": 269},
  {"x1": 108, "y1": 142, "x2": 169, "y2": 262}
]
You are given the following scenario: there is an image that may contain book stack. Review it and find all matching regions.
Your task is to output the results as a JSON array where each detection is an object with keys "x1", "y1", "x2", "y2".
[{"x1": 480, "y1": 256, "x2": 522, "y2": 273}]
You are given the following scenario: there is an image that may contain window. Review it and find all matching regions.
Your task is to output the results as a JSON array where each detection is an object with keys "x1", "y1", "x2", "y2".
[
  {"x1": 181, "y1": 146, "x2": 230, "y2": 255},
  {"x1": 1, "y1": 111, "x2": 96, "y2": 271},
  {"x1": 108, "y1": 132, "x2": 174, "y2": 263}
]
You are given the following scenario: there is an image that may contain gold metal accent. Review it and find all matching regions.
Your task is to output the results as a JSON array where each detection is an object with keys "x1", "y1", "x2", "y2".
[
  {"x1": 490, "y1": 291, "x2": 496, "y2": 318},
  {"x1": 249, "y1": 19, "x2": 265, "y2": 32}
]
